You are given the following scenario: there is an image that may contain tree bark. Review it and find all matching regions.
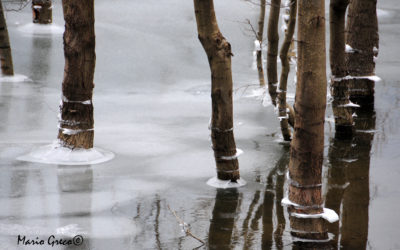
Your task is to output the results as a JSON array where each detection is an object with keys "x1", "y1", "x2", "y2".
[
  {"x1": 0, "y1": 0, "x2": 14, "y2": 76},
  {"x1": 266, "y1": 0, "x2": 281, "y2": 106},
  {"x1": 256, "y1": 0, "x2": 266, "y2": 87},
  {"x1": 57, "y1": 0, "x2": 95, "y2": 149},
  {"x1": 288, "y1": 0, "x2": 328, "y2": 240},
  {"x1": 32, "y1": 0, "x2": 52, "y2": 24},
  {"x1": 278, "y1": 0, "x2": 297, "y2": 141},
  {"x1": 345, "y1": 0, "x2": 379, "y2": 109},
  {"x1": 194, "y1": 0, "x2": 240, "y2": 181},
  {"x1": 330, "y1": 0, "x2": 354, "y2": 139}
]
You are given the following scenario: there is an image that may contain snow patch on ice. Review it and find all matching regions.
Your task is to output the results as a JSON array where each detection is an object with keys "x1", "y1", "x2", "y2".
[
  {"x1": 17, "y1": 141, "x2": 114, "y2": 165},
  {"x1": 219, "y1": 148, "x2": 243, "y2": 160},
  {"x1": 290, "y1": 208, "x2": 339, "y2": 223},
  {"x1": 17, "y1": 23, "x2": 64, "y2": 36},
  {"x1": 377, "y1": 9, "x2": 390, "y2": 18},
  {"x1": 338, "y1": 101, "x2": 360, "y2": 108},
  {"x1": 0, "y1": 74, "x2": 31, "y2": 83},
  {"x1": 345, "y1": 44, "x2": 355, "y2": 53},
  {"x1": 206, "y1": 176, "x2": 246, "y2": 189},
  {"x1": 333, "y1": 75, "x2": 382, "y2": 82},
  {"x1": 254, "y1": 40, "x2": 262, "y2": 51}
]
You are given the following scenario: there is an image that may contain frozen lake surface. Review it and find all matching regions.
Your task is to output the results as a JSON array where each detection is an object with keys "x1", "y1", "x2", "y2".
[{"x1": 0, "y1": 0, "x2": 399, "y2": 249}]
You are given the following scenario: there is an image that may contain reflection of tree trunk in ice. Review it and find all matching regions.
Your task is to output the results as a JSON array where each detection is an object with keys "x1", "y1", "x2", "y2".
[
  {"x1": 278, "y1": 0, "x2": 296, "y2": 141},
  {"x1": 325, "y1": 137, "x2": 352, "y2": 247},
  {"x1": 240, "y1": 149, "x2": 289, "y2": 249},
  {"x1": 266, "y1": 0, "x2": 281, "y2": 106},
  {"x1": 0, "y1": 0, "x2": 14, "y2": 76},
  {"x1": 57, "y1": 165, "x2": 93, "y2": 249},
  {"x1": 208, "y1": 189, "x2": 239, "y2": 250},
  {"x1": 241, "y1": 190, "x2": 261, "y2": 250},
  {"x1": 58, "y1": 0, "x2": 95, "y2": 149},
  {"x1": 340, "y1": 110, "x2": 375, "y2": 249},
  {"x1": 193, "y1": 0, "x2": 240, "y2": 181},
  {"x1": 330, "y1": 0, "x2": 354, "y2": 138},
  {"x1": 154, "y1": 197, "x2": 162, "y2": 250},
  {"x1": 288, "y1": 0, "x2": 330, "y2": 241},
  {"x1": 30, "y1": 36, "x2": 52, "y2": 82},
  {"x1": 256, "y1": 0, "x2": 266, "y2": 87},
  {"x1": 345, "y1": 0, "x2": 379, "y2": 110},
  {"x1": 32, "y1": 0, "x2": 52, "y2": 24}
]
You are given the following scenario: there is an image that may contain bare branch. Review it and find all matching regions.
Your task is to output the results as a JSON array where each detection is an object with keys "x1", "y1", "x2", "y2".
[{"x1": 167, "y1": 205, "x2": 206, "y2": 246}]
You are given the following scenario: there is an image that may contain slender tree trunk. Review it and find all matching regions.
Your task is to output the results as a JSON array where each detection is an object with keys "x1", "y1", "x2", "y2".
[
  {"x1": 32, "y1": 0, "x2": 52, "y2": 24},
  {"x1": 278, "y1": 0, "x2": 297, "y2": 141},
  {"x1": 345, "y1": 0, "x2": 379, "y2": 109},
  {"x1": 256, "y1": 0, "x2": 266, "y2": 87},
  {"x1": 266, "y1": 0, "x2": 281, "y2": 106},
  {"x1": 288, "y1": 0, "x2": 328, "y2": 240},
  {"x1": 57, "y1": 0, "x2": 95, "y2": 149},
  {"x1": 194, "y1": 0, "x2": 240, "y2": 181},
  {"x1": 330, "y1": 0, "x2": 354, "y2": 139},
  {"x1": 0, "y1": 1, "x2": 14, "y2": 76}
]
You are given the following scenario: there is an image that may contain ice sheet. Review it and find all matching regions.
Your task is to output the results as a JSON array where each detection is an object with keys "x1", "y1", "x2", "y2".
[{"x1": 17, "y1": 141, "x2": 114, "y2": 165}]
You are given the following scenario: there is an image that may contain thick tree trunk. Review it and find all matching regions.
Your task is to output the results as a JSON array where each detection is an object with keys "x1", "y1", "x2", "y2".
[
  {"x1": 278, "y1": 0, "x2": 297, "y2": 141},
  {"x1": 208, "y1": 189, "x2": 239, "y2": 250},
  {"x1": 288, "y1": 0, "x2": 328, "y2": 240},
  {"x1": 32, "y1": 0, "x2": 52, "y2": 24},
  {"x1": 266, "y1": 0, "x2": 281, "y2": 106},
  {"x1": 57, "y1": 0, "x2": 95, "y2": 149},
  {"x1": 194, "y1": 0, "x2": 240, "y2": 181},
  {"x1": 345, "y1": 0, "x2": 379, "y2": 109},
  {"x1": 330, "y1": 0, "x2": 354, "y2": 139},
  {"x1": 0, "y1": 1, "x2": 14, "y2": 76},
  {"x1": 256, "y1": 0, "x2": 266, "y2": 87}
]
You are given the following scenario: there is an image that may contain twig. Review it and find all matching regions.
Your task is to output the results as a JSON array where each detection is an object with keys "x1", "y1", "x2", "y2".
[{"x1": 167, "y1": 205, "x2": 205, "y2": 246}]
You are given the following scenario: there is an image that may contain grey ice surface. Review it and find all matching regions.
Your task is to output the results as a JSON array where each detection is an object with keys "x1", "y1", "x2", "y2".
[{"x1": 0, "y1": 0, "x2": 399, "y2": 249}]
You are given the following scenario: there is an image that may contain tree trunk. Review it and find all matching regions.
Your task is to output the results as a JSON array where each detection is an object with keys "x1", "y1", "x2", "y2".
[
  {"x1": 330, "y1": 0, "x2": 354, "y2": 139},
  {"x1": 345, "y1": 0, "x2": 379, "y2": 109},
  {"x1": 288, "y1": 0, "x2": 328, "y2": 240},
  {"x1": 256, "y1": 0, "x2": 266, "y2": 87},
  {"x1": 266, "y1": 0, "x2": 281, "y2": 106},
  {"x1": 278, "y1": 0, "x2": 297, "y2": 141},
  {"x1": 32, "y1": 0, "x2": 52, "y2": 24},
  {"x1": 194, "y1": 0, "x2": 240, "y2": 181},
  {"x1": 0, "y1": 1, "x2": 14, "y2": 76},
  {"x1": 57, "y1": 0, "x2": 95, "y2": 149}
]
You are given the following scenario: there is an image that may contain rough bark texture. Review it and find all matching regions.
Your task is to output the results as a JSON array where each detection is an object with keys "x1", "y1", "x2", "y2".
[
  {"x1": 208, "y1": 189, "x2": 239, "y2": 250},
  {"x1": 32, "y1": 0, "x2": 52, "y2": 24},
  {"x1": 278, "y1": 0, "x2": 296, "y2": 141},
  {"x1": 330, "y1": 0, "x2": 354, "y2": 139},
  {"x1": 256, "y1": 0, "x2": 266, "y2": 87},
  {"x1": 57, "y1": 0, "x2": 95, "y2": 149},
  {"x1": 288, "y1": 0, "x2": 328, "y2": 240},
  {"x1": 0, "y1": 1, "x2": 14, "y2": 76},
  {"x1": 266, "y1": 0, "x2": 281, "y2": 106},
  {"x1": 194, "y1": 0, "x2": 240, "y2": 181},
  {"x1": 345, "y1": 0, "x2": 379, "y2": 109}
]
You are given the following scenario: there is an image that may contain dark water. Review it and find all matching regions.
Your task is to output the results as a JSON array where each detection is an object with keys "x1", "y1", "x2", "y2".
[{"x1": 0, "y1": 0, "x2": 399, "y2": 249}]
